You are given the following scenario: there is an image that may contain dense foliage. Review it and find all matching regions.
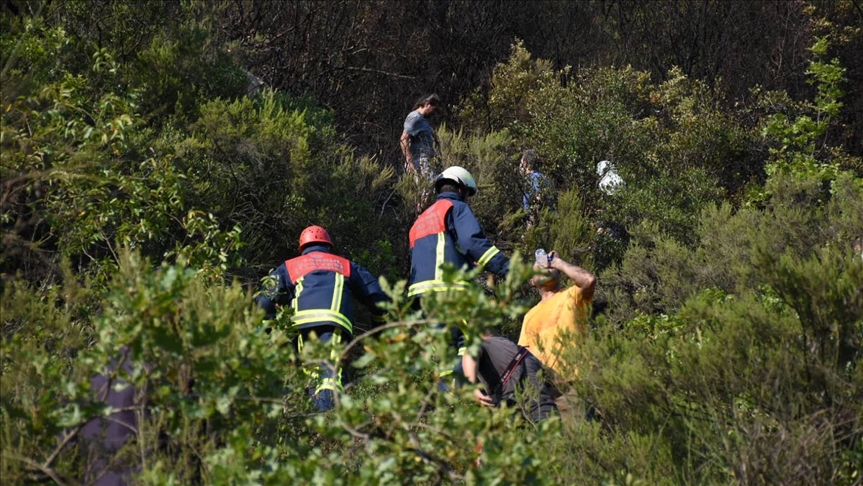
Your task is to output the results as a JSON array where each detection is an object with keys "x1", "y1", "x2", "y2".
[{"x1": 2, "y1": 1, "x2": 861, "y2": 485}]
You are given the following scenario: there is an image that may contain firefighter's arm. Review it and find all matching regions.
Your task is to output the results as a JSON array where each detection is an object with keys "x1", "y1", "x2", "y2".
[
  {"x1": 549, "y1": 251, "x2": 596, "y2": 301},
  {"x1": 255, "y1": 264, "x2": 292, "y2": 320},
  {"x1": 451, "y1": 205, "x2": 510, "y2": 276},
  {"x1": 350, "y1": 263, "x2": 390, "y2": 327}
]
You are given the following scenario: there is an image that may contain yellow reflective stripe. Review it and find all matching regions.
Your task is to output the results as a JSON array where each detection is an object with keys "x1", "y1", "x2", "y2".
[
  {"x1": 407, "y1": 280, "x2": 471, "y2": 297},
  {"x1": 302, "y1": 364, "x2": 318, "y2": 379},
  {"x1": 315, "y1": 378, "x2": 343, "y2": 394},
  {"x1": 315, "y1": 354, "x2": 344, "y2": 394},
  {"x1": 477, "y1": 246, "x2": 500, "y2": 269},
  {"x1": 292, "y1": 310, "x2": 351, "y2": 324},
  {"x1": 291, "y1": 277, "x2": 304, "y2": 311},
  {"x1": 329, "y1": 332, "x2": 342, "y2": 362},
  {"x1": 331, "y1": 273, "x2": 344, "y2": 312},
  {"x1": 435, "y1": 233, "x2": 446, "y2": 281},
  {"x1": 293, "y1": 313, "x2": 352, "y2": 332},
  {"x1": 292, "y1": 310, "x2": 353, "y2": 334}
]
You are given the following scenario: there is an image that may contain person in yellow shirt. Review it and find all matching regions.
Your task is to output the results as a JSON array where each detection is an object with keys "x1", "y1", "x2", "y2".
[{"x1": 518, "y1": 250, "x2": 596, "y2": 417}]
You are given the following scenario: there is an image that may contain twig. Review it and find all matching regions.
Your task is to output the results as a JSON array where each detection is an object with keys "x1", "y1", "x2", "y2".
[
  {"x1": 3, "y1": 453, "x2": 79, "y2": 486},
  {"x1": 340, "y1": 421, "x2": 371, "y2": 441},
  {"x1": 416, "y1": 387, "x2": 437, "y2": 418},
  {"x1": 336, "y1": 65, "x2": 416, "y2": 80},
  {"x1": 406, "y1": 430, "x2": 462, "y2": 482},
  {"x1": 43, "y1": 425, "x2": 84, "y2": 470},
  {"x1": 99, "y1": 230, "x2": 119, "y2": 265},
  {"x1": 104, "y1": 414, "x2": 139, "y2": 436},
  {"x1": 339, "y1": 318, "x2": 436, "y2": 360},
  {"x1": 380, "y1": 189, "x2": 396, "y2": 218}
]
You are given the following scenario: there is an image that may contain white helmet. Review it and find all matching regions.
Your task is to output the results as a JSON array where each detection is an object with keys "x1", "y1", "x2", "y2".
[
  {"x1": 597, "y1": 160, "x2": 624, "y2": 195},
  {"x1": 435, "y1": 166, "x2": 478, "y2": 196},
  {"x1": 597, "y1": 160, "x2": 612, "y2": 176}
]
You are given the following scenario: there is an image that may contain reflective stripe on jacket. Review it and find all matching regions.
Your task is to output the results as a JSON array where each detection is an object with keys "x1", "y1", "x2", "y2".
[
  {"x1": 256, "y1": 245, "x2": 388, "y2": 335},
  {"x1": 408, "y1": 192, "x2": 509, "y2": 298},
  {"x1": 286, "y1": 251, "x2": 353, "y2": 333}
]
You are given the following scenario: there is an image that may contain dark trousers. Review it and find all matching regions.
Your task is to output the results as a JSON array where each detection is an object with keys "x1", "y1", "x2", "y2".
[
  {"x1": 410, "y1": 297, "x2": 467, "y2": 389},
  {"x1": 295, "y1": 327, "x2": 344, "y2": 412}
]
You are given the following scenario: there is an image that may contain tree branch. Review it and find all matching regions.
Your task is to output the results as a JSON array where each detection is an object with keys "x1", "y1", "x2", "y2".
[
  {"x1": 4, "y1": 453, "x2": 80, "y2": 486},
  {"x1": 43, "y1": 424, "x2": 84, "y2": 470},
  {"x1": 339, "y1": 318, "x2": 436, "y2": 360},
  {"x1": 336, "y1": 65, "x2": 416, "y2": 80}
]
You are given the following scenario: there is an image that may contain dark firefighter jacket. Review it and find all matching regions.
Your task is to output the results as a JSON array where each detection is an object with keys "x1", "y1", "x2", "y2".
[
  {"x1": 408, "y1": 191, "x2": 510, "y2": 298},
  {"x1": 256, "y1": 245, "x2": 388, "y2": 336}
]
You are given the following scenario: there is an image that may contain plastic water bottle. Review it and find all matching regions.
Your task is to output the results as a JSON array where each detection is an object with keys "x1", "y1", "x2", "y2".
[{"x1": 534, "y1": 248, "x2": 550, "y2": 268}]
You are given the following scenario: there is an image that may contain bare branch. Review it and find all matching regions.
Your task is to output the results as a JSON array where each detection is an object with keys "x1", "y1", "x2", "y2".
[
  {"x1": 339, "y1": 318, "x2": 436, "y2": 360},
  {"x1": 42, "y1": 425, "x2": 84, "y2": 470},
  {"x1": 4, "y1": 453, "x2": 80, "y2": 486},
  {"x1": 336, "y1": 65, "x2": 416, "y2": 80}
]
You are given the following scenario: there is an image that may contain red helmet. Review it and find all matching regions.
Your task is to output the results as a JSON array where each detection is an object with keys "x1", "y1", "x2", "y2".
[{"x1": 299, "y1": 225, "x2": 333, "y2": 249}]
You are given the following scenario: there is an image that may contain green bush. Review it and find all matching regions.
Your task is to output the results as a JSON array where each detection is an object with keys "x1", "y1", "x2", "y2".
[
  {"x1": 173, "y1": 90, "x2": 397, "y2": 277},
  {"x1": 1, "y1": 250, "x2": 563, "y2": 484},
  {"x1": 459, "y1": 41, "x2": 757, "y2": 267},
  {"x1": 3, "y1": 5, "x2": 861, "y2": 485},
  {"x1": 0, "y1": 14, "x2": 244, "y2": 287},
  {"x1": 1, "y1": 250, "x2": 295, "y2": 483},
  {"x1": 602, "y1": 171, "x2": 863, "y2": 325}
]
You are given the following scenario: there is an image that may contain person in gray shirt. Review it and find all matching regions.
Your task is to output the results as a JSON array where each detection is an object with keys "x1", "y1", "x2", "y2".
[
  {"x1": 462, "y1": 333, "x2": 559, "y2": 423},
  {"x1": 400, "y1": 94, "x2": 441, "y2": 183}
]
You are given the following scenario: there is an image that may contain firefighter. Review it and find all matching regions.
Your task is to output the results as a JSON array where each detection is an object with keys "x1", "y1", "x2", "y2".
[
  {"x1": 408, "y1": 166, "x2": 510, "y2": 379},
  {"x1": 256, "y1": 226, "x2": 389, "y2": 411}
]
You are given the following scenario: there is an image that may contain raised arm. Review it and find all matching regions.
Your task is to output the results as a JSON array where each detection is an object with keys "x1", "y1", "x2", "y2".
[{"x1": 549, "y1": 251, "x2": 596, "y2": 301}]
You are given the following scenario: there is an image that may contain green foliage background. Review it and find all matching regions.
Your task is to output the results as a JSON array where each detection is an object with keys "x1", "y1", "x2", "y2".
[{"x1": 1, "y1": 1, "x2": 861, "y2": 484}]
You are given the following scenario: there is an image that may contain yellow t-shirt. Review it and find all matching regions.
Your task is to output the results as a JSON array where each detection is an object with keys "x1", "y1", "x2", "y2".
[{"x1": 517, "y1": 286, "x2": 590, "y2": 376}]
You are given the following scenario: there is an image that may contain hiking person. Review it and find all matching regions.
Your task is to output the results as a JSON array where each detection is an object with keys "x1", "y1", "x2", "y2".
[
  {"x1": 518, "y1": 250, "x2": 595, "y2": 418},
  {"x1": 400, "y1": 93, "x2": 441, "y2": 183},
  {"x1": 594, "y1": 159, "x2": 628, "y2": 268},
  {"x1": 520, "y1": 149, "x2": 552, "y2": 227},
  {"x1": 462, "y1": 332, "x2": 559, "y2": 424},
  {"x1": 408, "y1": 166, "x2": 510, "y2": 378},
  {"x1": 256, "y1": 226, "x2": 389, "y2": 411}
]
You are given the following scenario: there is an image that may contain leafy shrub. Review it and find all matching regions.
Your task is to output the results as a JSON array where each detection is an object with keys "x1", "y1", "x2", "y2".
[
  {"x1": 574, "y1": 257, "x2": 861, "y2": 483},
  {"x1": 1, "y1": 250, "x2": 295, "y2": 483},
  {"x1": 459, "y1": 41, "x2": 758, "y2": 269},
  {"x1": 0, "y1": 14, "x2": 247, "y2": 289},
  {"x1": 603, "y1": 168, "x2": 863, "y2": 326},
  {"x1": 2, "y1": 5, "x2": 861, "y2": 485},
  {"x1": 1, "y1": 250, "x2": 564, "y2": 484},
  {"x1": 172, "y1": 90, "x2": 397, "y2": 279}
]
